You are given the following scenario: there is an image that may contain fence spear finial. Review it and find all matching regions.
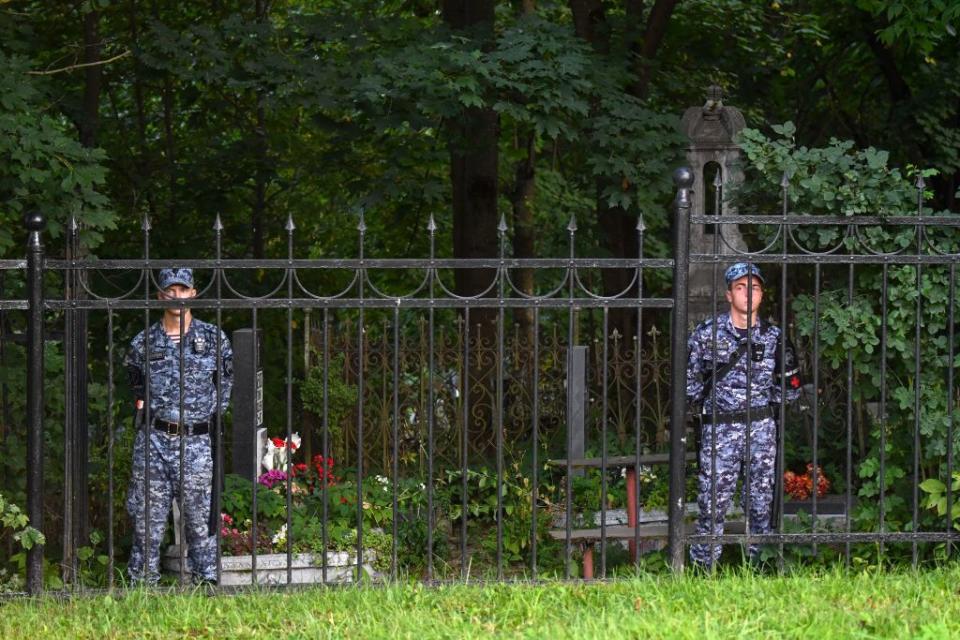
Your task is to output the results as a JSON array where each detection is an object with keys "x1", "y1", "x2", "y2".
[
  {"x1": 497, "y1": 214, "x2": 508, "y2": 235},
  {"x1": 567, "y1": 215, "x2": 578, "y2": 233},
  {"x1": 427, "y1": 213, "x2": 437, "y2": 234},
  {"x1": 636, "y1": 214, "x2": 646, "y2": 233},
  {"x1": 213, "y1": 214, "x2": 223, "y2": 232},
  {"x1": 357, "y1": 210, "x2": 367, "y2": 234},
  {"x1": 141, "y1": 215, "x2": 151, "y2": 232},
  {"x1": 286, "y1": 213, "x2": 296, "y2": 232},
  {"x1": 780, "y1": 170, "x2": 791, "y2": 189}
]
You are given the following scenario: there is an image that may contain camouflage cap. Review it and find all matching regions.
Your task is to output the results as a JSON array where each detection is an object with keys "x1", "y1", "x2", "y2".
[
  {"x1": 157, "y1": 267, "x2": 194, "y2": 290},
  {"x1": 724, "y1": 262, "x2": 764, "y2": 287}
]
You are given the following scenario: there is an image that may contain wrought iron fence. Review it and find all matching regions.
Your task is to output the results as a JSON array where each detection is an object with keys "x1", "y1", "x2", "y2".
[
  {"x1": 3, "y1": 192, "x2": 679, "y2": 593},
  {"x1": 310, "y1": 315, "x2": 671, "y2": 473},
  {"x1": 684, "y1": 168, "x2": 960, "y2": 572},
  {"x1": 2, "y1": 167, "x2": 959, "y2": 595}
]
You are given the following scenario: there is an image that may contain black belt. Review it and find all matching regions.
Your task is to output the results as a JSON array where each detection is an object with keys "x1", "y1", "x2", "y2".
[
  {"x1": 700, "y1": 406, "x2": 774, "y2": 425},
  {"x1": 151, "y1": 418, "x2": 211, "y2": 436}
]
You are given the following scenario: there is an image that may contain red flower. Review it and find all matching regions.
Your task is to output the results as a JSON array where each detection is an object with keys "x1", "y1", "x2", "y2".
[
  {"x1": 272, "y1": 437, "x2": 285, "y2": 448},
  {"x1": 340, "y1": 496, "x2": 349, "y2": 504},
  {"x1": 784, "y1": 464, "x2": 830, "y2": 500},
  {"x1": 790, "y1": 376, "x2": 801, "y2": 389}
]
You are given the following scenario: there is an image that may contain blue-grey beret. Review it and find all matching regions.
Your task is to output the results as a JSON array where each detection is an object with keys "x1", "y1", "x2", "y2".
[
  {"x1": 724, "y1": 262, "x2": 764, "y2": 287},
  {"x1": 157, "y1": 267, "x2": 194, "y2": 290}
]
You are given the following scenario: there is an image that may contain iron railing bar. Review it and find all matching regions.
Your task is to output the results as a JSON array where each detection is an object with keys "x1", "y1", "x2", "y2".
[
  {"x1": 776, "y1": 172, "x2": 789, "y2": 571},
  {"x1": 251, "y1": 306, "x2": 259, "y2": 586},
  {"x1": 286, "y1": 242, "x2": 295, "y2": 585},
  {"x1": 633, "y1": 217, "x2": 645, "y2": 570},
  {"x1": 43, "y1": 258, "x2": 677, "y2": 270},
  {"x1": 690, "y1": 214, "x2": 960, "y2": 226},
  {"x1": 62, "y1": 247, "x2": 74, "y2": 587},
  {"x1": 495, "y1": 222, "x2": 506, "y2": 582},
  {"x1": 24, "y1": 212, "x2": 45, "y2": 594},
  {"x1": 688, "y1": 255, "x2": 959, "y2": 265},
  {"x1": 946, "y1": 262, "x2": 956, "y2": 557},
  {"x1": 141, "y1": 224, "x2": 153, "y2": 590},
  {"x1": 600, "y1": 306, "x2": 609, "y2": 578},
  {"x1": 688, "y1": 532, "x2": 960, "y2": 544},
  {"x1": 912, "y1": 258, "x2": 922, "y2": 567},
  {"x1": 812, "y1": 264, "x2": 821, "y2": 555},
  {"x1": 531, "y1": 307, "x2": 540, "y2": 580},
  {"x1": 214, "y1": 221, "x2": 224, "y2": 585},
  {"x1": 426, "y1": 235, "x2": 436, "y2": 582},
  {"x1": 321, "y1": 309, "x2": 329, "y2": 583},
  {"x1": 844, "y1": 263, "x2": 854, "y2": 565},
  {"x1": 668, "y1": 169, "x2": 692, "y2": 572},
  {"x1": 40, "y1": 298, "x2": 678, "y2": 311},
  {"x1": 460, "y1": 310, "x2": 470, "y2": 580},
  {"x1": 743, "y1": 271, "x2": 755, "y2": 562},
  {"x1": 107, "y1": 308, "x2": 115, "y2": 589},
  {"x1": 356, "y1": 218, "x2": 366, "y2": 585},
  {"x1": 391, "y1": 306, "x2": 400, "y2": 581},
  {"x1": 879, "y1": 264, "x2": 888, "y2": 560},
  {"x1": 564, "y1": 216, "x2": 576, "y2": 580}
]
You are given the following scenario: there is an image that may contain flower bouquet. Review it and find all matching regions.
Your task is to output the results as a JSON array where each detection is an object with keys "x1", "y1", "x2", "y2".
[{"x1": 784, "y1": 463, "x2": 830, "y2": 501}]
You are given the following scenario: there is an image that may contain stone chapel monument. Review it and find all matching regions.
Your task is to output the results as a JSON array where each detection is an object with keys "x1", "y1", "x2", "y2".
[{"x1": 680, "y1": 86, "x2": 751, "y2": 322}]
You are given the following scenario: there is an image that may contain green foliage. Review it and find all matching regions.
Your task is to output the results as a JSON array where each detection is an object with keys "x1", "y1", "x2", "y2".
[
  {"x1": 736, "y1": 125, "x2": 960, "y2": 548},
  {"x1": 737, "y1": 122, "x2": 929, "y2": 219},
  {"x1": 0, "y1": 491, "x2": 45, "y2": 551},
  {"x1": 0, "y1": 53, "x2": 114, "y2": 255},
  {"x1": 919, "y1": 472, "x2": 960, "y2": 529},
  {"x1": 857, "y1": 0, "x2": 960, "y2": 55},
  {"x1": 444, "y1": 465, "x2": 554, "y2": 564}
]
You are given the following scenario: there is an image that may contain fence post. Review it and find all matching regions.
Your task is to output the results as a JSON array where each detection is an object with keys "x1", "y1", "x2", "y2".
[
  {"x1": 668, "y1": 168, "x2": 693, "y2": 572},
  {"x1": 24, "y1": 211, "x2": 45, "y2": 594}
]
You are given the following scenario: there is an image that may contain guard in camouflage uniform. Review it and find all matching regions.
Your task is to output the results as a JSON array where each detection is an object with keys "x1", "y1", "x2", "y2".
[
  {"x1": 125, "y1": 268, "x2": 233, "y2": 584},
  {"x1": 686, "y1": 263, "x2": 801, "y2": 568}
]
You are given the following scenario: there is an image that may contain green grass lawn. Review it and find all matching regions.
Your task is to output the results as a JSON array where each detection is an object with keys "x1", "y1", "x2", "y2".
[{"x1": 3, "y1": 567, "x2": 959, "y2": 639}]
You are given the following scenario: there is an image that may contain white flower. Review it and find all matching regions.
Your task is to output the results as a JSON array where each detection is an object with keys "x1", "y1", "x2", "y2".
[{"x1": 272, "y1": 523, "x2": 287, "y2": 547}]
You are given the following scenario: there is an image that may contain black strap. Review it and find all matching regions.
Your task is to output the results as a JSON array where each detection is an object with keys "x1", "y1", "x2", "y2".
[{"x1": 700, "y1": 339, "x2": 749, "y2": 407}]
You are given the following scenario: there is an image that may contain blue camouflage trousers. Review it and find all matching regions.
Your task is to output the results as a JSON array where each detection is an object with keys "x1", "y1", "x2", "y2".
[
  {"x1": 127, "y1": 430, "x2": 216, "y2": 584},
  {"x1": 690, "y1": 417, "x2": 776, "y2": 567}
]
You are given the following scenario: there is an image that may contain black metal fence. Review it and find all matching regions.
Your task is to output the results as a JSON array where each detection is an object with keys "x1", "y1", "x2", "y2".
[{"x1": 2, "y1": 167, "x2": 959, "y2": 594}]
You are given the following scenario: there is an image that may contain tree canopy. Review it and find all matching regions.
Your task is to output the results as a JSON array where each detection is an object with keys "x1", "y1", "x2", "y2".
[{"x1": 0, "y1": 0, "x2": 956, "y2": 264}]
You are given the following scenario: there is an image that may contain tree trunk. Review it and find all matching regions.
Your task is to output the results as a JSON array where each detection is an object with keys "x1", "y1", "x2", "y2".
[
  {"x1": 443, "y1": 0, "x2": 500, "y2": 452},
  {"x1": 79, "y1": 10, "x2": 102, "y2": 147},
  {"x1": 630, "y1": 0, "x2": 680, "y2": 99},
  {"x1": 509, "y1": 0, "x2": 537, "y2": 343},
  {"x1": 510, "y1": 132, "x2": 536, "y2": 343},
  {"x1": 570, "y1": 0, "x2": 639, "y2": 341},
  {"x1": 252, "y1": 0, "x2": 270, "y2": 259},
  {"x1": 253, "y1": 99, "x2": 268, "y2": 259},
  {"x1": 128, "y1": 0, "x2": 155, "y2": 219},
  {"x1": 442, "y1": 0, "x2": 499, "y2": 340}
]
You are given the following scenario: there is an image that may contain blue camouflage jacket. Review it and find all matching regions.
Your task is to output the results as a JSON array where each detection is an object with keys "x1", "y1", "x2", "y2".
[
  {"x1": 125, "y1": 319, "x2": 233, "y2": 424},
  {"x1": 686, "y1": 313, "x2": 801, "y2": 415}
]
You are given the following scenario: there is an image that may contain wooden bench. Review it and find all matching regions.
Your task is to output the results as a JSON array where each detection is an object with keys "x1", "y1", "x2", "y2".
[
  {"x1": 547, "y1": 452, "x2": 698, "y2": 579},
  {"x1": 549, "y1": 521, "x2": 746, "y2": 579}
]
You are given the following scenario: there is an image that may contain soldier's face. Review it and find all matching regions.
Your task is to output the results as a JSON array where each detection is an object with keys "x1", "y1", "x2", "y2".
[
  {"x1": 159, "y1": 284, "x2": 197, "y2": 316},
  {"x1": 726, "y1": 276, "x2": 763, "y2": 317}
]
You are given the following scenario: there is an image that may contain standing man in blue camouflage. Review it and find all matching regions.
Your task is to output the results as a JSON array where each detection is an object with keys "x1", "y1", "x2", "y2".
[
  {"x1": 125, "y1": 268, "x2": 233, "y2": 585},
  {"x1": 686, "y1": 262, "x2": 801, "y2": 568}
]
